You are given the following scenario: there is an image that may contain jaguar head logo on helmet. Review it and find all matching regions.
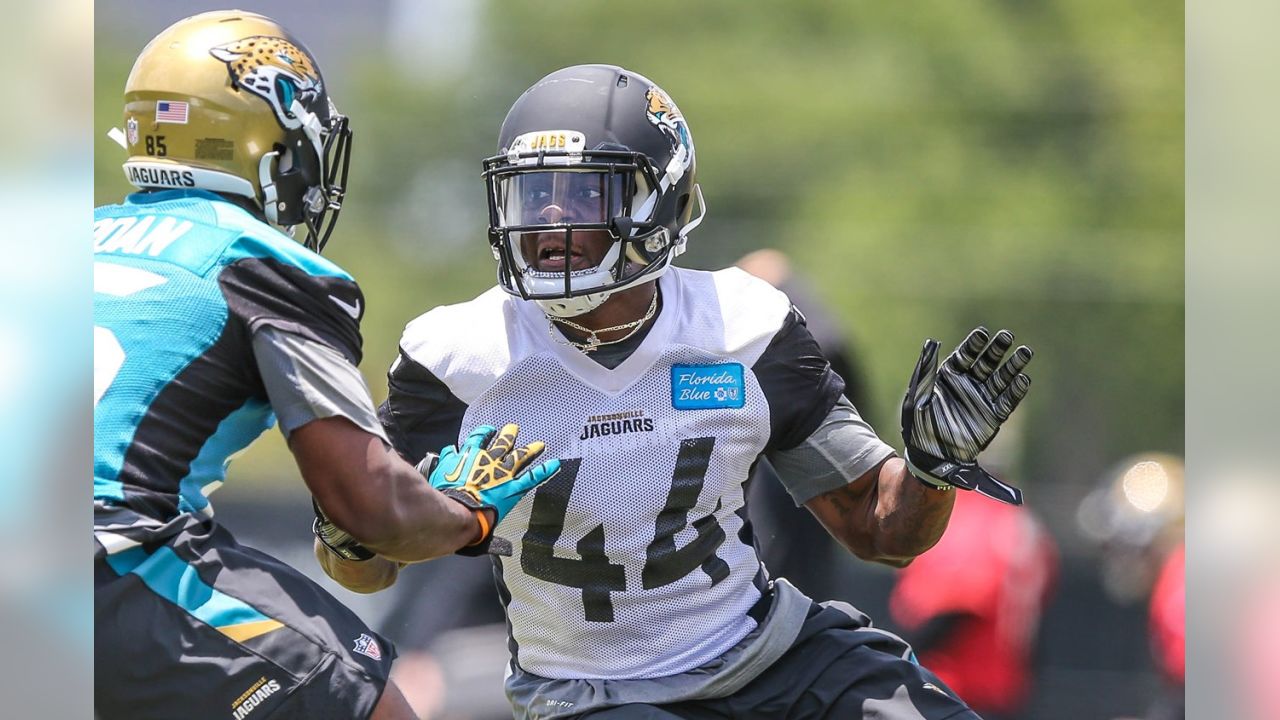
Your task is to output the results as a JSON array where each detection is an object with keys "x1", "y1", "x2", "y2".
[
  {"x1": 644, "y1": 86, "x2": 693, "y2": 180},
  {"x1": 209, "y1": 36, "x2": 322, "y2": 131},
  {"x1": 483, "y1": 64, "x2": 706, "y2": 318},
  {"x1": 118, "y1": 11, "x2": 353, "y2": 252}
]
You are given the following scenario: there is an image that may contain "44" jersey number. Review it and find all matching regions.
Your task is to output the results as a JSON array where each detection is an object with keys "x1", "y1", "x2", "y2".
[{"x1": 519, "y1": 437, "x2": 730, "y2": 622}]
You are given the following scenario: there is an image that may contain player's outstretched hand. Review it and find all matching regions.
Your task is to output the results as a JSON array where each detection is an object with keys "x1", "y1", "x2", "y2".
[
  {"x1": 900, "y1": 326, "x2": 1033, "y2": 505},
  {"x1": 419, "y1": 423, "x2": 560, "y2": 553}
]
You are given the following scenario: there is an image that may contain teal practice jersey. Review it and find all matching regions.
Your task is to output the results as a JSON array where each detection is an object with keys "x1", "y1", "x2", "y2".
[{"x1": 93, "y1": 190, "x2": 365, "y2": 519}]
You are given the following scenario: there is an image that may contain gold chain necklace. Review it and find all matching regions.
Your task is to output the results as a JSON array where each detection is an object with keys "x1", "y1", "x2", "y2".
[{"x1": 548, "y1": 290, "x2": 659, "y2": 353}]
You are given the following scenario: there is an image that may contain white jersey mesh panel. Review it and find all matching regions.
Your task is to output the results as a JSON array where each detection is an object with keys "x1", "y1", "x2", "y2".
[
  {"x1": 464, "y1": 346, "x2": 770, "y2": 679},
  {"x1": 411, "y1": 268, "x2": 795, "y2": 680}
]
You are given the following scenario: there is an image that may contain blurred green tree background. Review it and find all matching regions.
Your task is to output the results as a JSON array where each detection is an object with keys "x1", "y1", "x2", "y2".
[{"x1": 96, "y1": 0, "x2": 1181, "y2": 543}]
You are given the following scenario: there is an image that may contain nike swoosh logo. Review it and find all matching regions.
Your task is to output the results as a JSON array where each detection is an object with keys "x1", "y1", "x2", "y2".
[
  {"x1": 443, "y1": 461, "x2": 465, "y2": 484},
  {"x1": 922, "y1": 683, "x2": 949, "y2": 696},
  {"x1": 328, "y1": 294, "x2": 361, "y2": 319}
]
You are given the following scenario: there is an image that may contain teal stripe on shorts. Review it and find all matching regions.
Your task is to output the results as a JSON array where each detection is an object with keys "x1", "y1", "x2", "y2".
[{"x1": 105, "y1": 544, "x2": 273, "y2": 629}]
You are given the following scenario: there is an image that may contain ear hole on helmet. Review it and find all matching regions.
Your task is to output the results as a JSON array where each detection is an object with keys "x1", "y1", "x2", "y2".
[
  {"x1": 276, "y1": 143, "x2": 296, "y2": 172},
  {"x1": 675, "y1": 192, "x2": 691, "y2": 221}
]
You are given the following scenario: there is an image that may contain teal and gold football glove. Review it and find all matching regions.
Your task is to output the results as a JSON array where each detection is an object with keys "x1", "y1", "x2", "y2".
[{"x1": 420, "y1": 423, "x2": 560, "y2": 554}]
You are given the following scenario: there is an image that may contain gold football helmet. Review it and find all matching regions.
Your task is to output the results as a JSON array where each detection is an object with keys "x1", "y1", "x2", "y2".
[{"x1": 121, "y1": 10, "x2": 352, "y2": 251}]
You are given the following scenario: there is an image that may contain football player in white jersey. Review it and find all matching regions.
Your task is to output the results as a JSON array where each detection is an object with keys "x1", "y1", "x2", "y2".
[{"x1": 329, "y1": 64, "x2": 1035, "y2": 719}]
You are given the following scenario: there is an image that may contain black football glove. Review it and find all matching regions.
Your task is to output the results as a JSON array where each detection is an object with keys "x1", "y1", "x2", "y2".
[
  {"x1": 312, "y1": 498, "x2": 375, "y2": 561},
  {"x1": 901, "y1": 326, "x2": 1033, "y2": 505}
]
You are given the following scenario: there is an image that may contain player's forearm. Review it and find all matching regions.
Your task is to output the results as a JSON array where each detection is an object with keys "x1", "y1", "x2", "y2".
[
  {"x1": 869, "y1": 457, "x2": 956, "y2": 563},
  {"x1": 293, "y1": 418, "x2": 483, "y2": 561},
  {"x1": 807, "y1": 457, "x2": 955, "y2": 567},
  {"x1": 347, "y1": 455, "x2": 482, "y2": 562}
]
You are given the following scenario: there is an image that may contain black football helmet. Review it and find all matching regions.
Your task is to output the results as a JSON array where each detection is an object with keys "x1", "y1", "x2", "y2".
[{"x1": 483, "y1": 64, "x2": 705, "y2": 317}]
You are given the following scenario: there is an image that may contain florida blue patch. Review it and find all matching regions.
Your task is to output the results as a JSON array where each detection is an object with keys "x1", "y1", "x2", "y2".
[{"x1": 671, "y1": 363, "x2": 745, "y2": 410}]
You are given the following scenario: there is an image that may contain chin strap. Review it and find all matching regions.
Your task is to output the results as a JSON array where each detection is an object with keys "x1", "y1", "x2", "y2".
[
  {"x1": 677, "y1": 184, "x2": 706, "y2": 245},
  {"x1": 259, "y1": 151, "x2": 282, "y2": 225}
]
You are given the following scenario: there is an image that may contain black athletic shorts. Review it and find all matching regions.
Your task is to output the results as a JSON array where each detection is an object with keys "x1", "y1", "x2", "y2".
[
  {"x1": 94, "y1": 506, "x2": 395, "y2": 720},
  {"x1": 575, "y1": 602, "x2": 980, "y2": 720}
]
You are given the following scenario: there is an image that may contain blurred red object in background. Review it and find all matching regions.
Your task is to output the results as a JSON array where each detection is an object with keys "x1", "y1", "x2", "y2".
[{"x1": 890, "y1": 491, "x2": 1059, "y2": 718}]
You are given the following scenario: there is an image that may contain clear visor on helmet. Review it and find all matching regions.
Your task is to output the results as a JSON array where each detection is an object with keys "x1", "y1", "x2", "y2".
[
  {"x1": 492, "y1": 169, "x2": 651, "y2": 229},
  {"x1": 482, "y1": 154, "x2": 676, "y2": 310}
]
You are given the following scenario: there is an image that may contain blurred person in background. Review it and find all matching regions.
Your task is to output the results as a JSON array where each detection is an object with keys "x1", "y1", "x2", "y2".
[
  {"x1": 93, "y1": 11, "x2": 558, "y2": 720},
  {"x1": 1146, "y1": 541, "x2": 1183, "y2": 720},
  {"x1": 889, "y1": 488, "x2": 1059, "y2": 720},
  {"x1": 734, "y1": 248, "x2": 875, "y2": 601},
  {"x1": 326, "y1": 63, "x2": 1038, "y2": 719},
  {"x1": 1077, "y1": 453, "x2": 1184, "y2": 720},
  {"x1": 1077, "y1": 453, "x2": 1184, "y2": 608}
]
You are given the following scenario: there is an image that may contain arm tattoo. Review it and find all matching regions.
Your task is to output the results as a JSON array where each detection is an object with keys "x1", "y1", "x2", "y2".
[
  {"x1": 875, "y1": 463, "x2": 955, "y2": 558},
  {"x1": 810, "y1": 458, "x2": 955, "y2": 564}
]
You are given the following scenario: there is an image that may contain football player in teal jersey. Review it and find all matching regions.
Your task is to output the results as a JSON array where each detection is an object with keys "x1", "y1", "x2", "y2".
[{"x1": 93, "y1": 12, "x2": 559, "y2": 720}]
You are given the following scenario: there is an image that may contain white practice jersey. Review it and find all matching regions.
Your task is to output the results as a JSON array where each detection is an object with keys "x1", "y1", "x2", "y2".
[{"x1": 383, "y1": 267, "x2": 847, "y2": 680}]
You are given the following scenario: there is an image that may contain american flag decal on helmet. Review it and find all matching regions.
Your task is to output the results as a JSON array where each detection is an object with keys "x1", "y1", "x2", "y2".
[{"x1": 155, "y1": 100, "x2": 189, "y2": 124}]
